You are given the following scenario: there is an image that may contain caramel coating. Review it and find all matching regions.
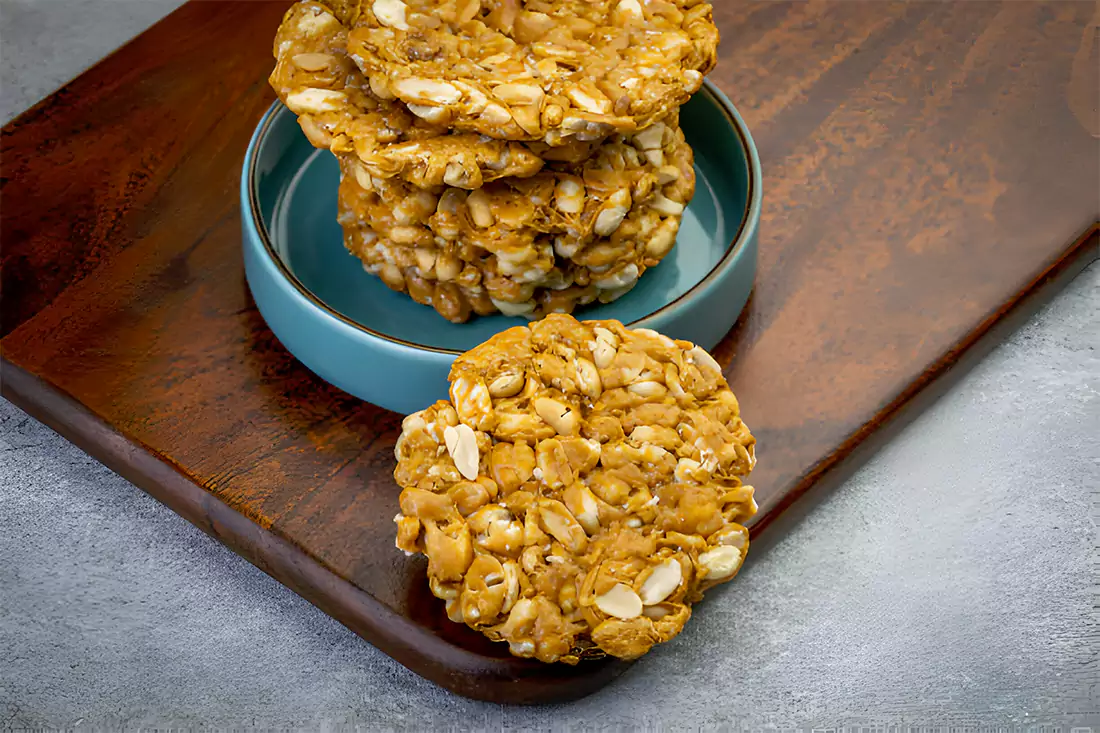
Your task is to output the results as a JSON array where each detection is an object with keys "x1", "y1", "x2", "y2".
[
  {"x1": 393, "y1": 316, "x2": 757, "y2": 663},
  {"x1": 337, "y1": 115, "x2": 694, "y2": 322},
  {"x1": 271, "y1": 1, "x2": 547, "y2": 189},
  {"x1": 346, "y1": 0, "x2": 719, "y2": 142}
]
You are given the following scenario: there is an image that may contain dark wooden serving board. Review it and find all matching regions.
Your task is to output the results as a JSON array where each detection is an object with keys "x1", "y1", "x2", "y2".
[{"x1": 2, "y1": 0, "x2": 1097, "y2": 703}]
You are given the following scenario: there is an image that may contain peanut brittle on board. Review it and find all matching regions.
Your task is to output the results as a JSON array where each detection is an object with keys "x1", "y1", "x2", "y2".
[{"x1": 393, "y1": 316, "x2": 757, "y2": 662}]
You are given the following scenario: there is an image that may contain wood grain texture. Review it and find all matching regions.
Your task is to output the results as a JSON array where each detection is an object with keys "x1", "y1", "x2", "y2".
[{"x1": 2, "y1": 0, "x2": 1097, "y2": 703}]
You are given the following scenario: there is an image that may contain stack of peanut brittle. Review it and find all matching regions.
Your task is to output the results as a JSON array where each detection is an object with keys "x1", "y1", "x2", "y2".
[{"x1": 270, "y1": 0, "x2": 719, "y2": 322}]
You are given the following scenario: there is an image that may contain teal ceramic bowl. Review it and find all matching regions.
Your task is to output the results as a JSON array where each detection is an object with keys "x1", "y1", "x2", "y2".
[{"x1": 242, "y1": 80, "x2": 761, "y2": 415}]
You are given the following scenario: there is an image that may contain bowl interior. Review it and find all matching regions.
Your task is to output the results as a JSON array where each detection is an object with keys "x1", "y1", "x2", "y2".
[{"x1": 252, "y1": 88, "x2": 750, "y2": 352}]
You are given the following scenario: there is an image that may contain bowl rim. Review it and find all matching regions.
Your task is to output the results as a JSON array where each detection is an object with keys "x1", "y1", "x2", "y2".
[{"x1": 245, "y1": 79, "x2": 762, "y2": 356}]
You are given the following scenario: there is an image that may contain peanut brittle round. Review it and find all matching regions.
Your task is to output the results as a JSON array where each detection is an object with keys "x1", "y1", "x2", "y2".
[
  {"x1": 345, "y1": 0, "x2": 719, "y2": 143},
  {"x1": 336, "y1": 115, "x2": 694, "y2": 322},
  {"x1": 392, "y1": 315, "x2": 757, "y2": 662},
  {"x1": 271, "y1": 0, "x2": 546, "y2": 188},
  {"x1": 341, "y1": 216, "x2": 645, "y2": 323}
]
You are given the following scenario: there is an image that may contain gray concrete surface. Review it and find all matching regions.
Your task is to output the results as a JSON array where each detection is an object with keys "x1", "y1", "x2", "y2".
[
  {"x1": 0, "y1": 0, "x2": 188, "y2": 125},
  {"x1": 2, "y1": 1, "x2": 1099, "y2": 729}
]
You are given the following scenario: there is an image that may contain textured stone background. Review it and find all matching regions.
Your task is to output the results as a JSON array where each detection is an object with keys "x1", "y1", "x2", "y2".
[{"x1": 2, "y1": 1, "x2": 1098, "y2": 729}]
